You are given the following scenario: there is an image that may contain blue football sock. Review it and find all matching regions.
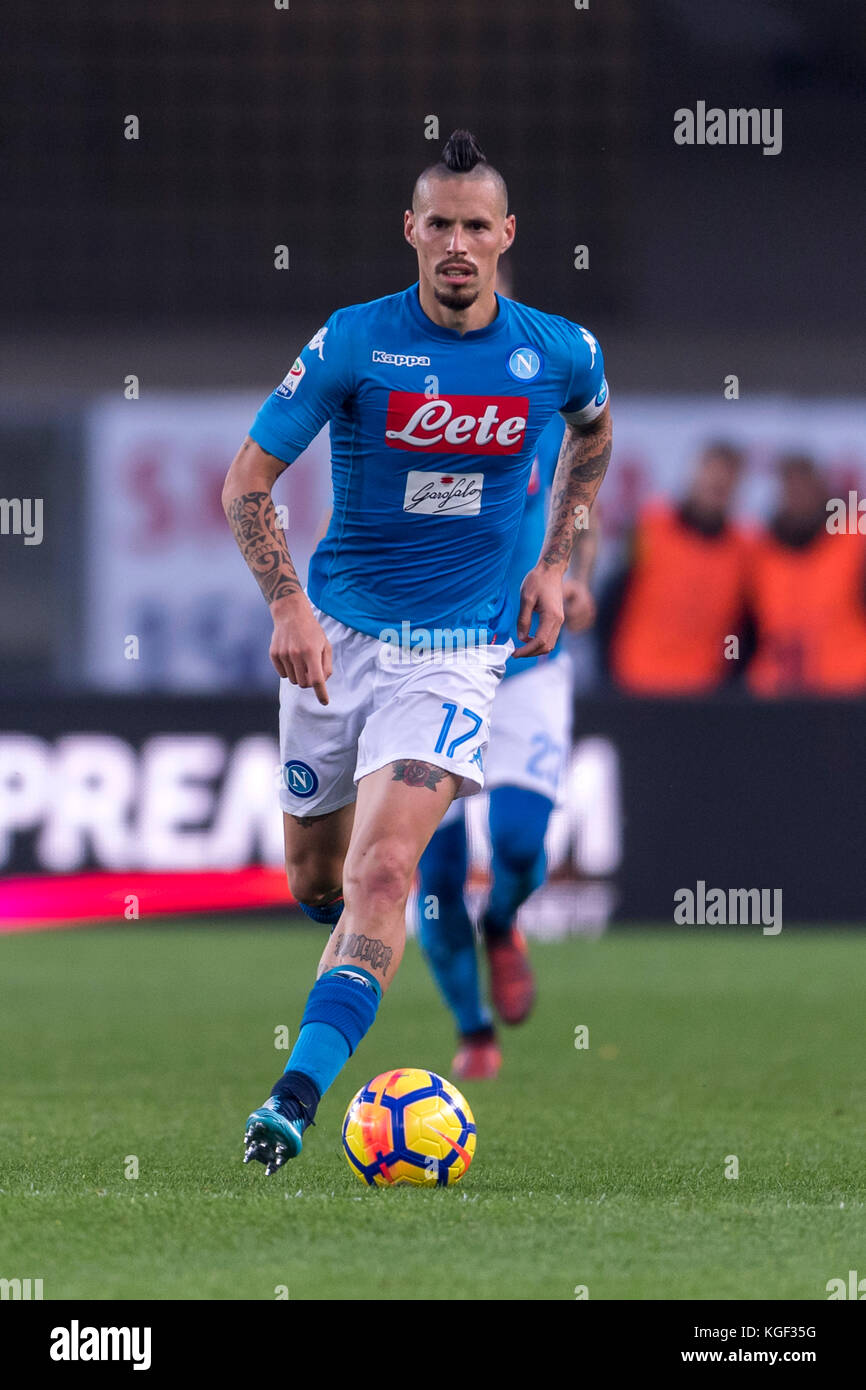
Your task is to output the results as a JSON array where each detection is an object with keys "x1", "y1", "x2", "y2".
[
  {"x1": 297, "y1": 897, "x2": 344, "y2": 932},
  {"x1": 418, "y1": 811, "x2": 491, "y2": 1036},
  {"x1": 282, "y1": 966, "x2": 381, "y2": 1099},
  {"x1": 484, "y1": 786, "x2": 554, "y2": 937}
]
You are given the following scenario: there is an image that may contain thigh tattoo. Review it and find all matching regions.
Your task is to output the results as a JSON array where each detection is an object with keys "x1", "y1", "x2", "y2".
[{"x1": 391, "y1": 760, "x2": 449, "y2": 791}]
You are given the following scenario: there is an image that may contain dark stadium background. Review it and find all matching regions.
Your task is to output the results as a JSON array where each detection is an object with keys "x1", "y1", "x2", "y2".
[{"x1": 2, "y1": 0, "x2": 865, "y2": 925}]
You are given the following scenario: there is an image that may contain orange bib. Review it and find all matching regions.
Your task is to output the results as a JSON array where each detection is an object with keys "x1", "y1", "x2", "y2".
[
  {"x1": 612, "y1": 503, "x2": 752, "y2": 694},
  {"x1": 748, "y1": 528, "x2": 866, "y2": 695}
]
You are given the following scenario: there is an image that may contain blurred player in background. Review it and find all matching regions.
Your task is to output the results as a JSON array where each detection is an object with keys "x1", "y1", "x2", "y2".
[
  {"x1": 222, "y1": 129, "x2": 611, "y2": 1174},
  {"x1": 417, "y1": 264, "x2": 600, "y2": 1081},
  {"x1": 747, "y1": 453, "x2": 866, "y2": 696},
  {"x1": 604, "y1": 442, "x2": 752, "y2": 694}
]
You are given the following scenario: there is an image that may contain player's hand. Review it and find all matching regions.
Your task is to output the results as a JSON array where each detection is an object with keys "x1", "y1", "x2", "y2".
[
  {"x1": 562, "y1": 577, "x2": 597, "y2": 633},
  {"x1": 268, "y1": 594, "x2": 332, "y2": 704},
  {"x1": 513, "y1": 563, "x2": 565, "y2": 659}
]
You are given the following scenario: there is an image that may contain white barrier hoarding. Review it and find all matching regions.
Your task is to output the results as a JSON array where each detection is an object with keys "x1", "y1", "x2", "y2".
[
  {"x1": 84, "y1": 394, "x2": 331, "y2": 689},
  {"x1": 0, "y1": 727, "x2": 622, "y2": 937},
  {"x1": 597, "y1": 395, "x2": 866, "y2": 548},
  {"x1": 84, "y1": 393, "x2": 866, "y2": 689}
]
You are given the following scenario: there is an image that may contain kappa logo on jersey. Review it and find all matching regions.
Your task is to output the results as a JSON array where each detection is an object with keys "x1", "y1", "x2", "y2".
[
  {"x1": 283, "y1": 760, "x2": 319, "y2": 798},
  {"x1": 385, "y1": 393, "x2": 529, "y2": 455},
  {"x1": 507, "y1": 345, "x2": 544, "y2": 381},
  {"x1": 403, "y1": 470, "x2": 484, "y2": 516},
  {"x1": 372, "y1": 349, "x2": 431, "y2": 367},
  {"x1": 580, "y1": 328, "x2": 598, "y2": 368},
  {"x1": 307, "y1": 326, "x2": 328, "y2": 360},
  {"x1": 276, "y1": 357, "x2": 305, "y2": 398}
]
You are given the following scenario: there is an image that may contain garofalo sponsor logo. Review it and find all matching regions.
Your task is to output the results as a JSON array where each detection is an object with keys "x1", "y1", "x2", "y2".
[
  {"x1": 674, "y1": 102, "x2": 782, "y2": 156},
  {"x1": 403, "y1": 470, "x2": 484, "y2": 516},
  {"x1": 50, "y1": 1321, "x2": 152, "y2": 1370},
  {"x1": 674, "y1": 881, "x2": 782, "y2": 935}
]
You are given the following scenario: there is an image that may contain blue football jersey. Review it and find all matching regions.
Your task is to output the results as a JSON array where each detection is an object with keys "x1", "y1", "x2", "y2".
[
  {"x1": 249, "y1": 282, "x2": 606, "y2": 642},
  {"x1": 501, "y1": 413, "x2": 568, "y2": 680}
]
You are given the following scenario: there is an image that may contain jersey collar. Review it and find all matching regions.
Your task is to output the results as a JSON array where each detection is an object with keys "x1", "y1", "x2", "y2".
[{"x1": 405, "y1": 281, "x2": 509, "y2": 343}]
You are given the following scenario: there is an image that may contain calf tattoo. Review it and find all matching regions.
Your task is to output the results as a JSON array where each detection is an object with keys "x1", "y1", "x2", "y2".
[
  {"x1": 391, "y1": 759, "x2": 449, "y2": 791},
  {"x1": 333, "y1": 930, "x2": 393, "y2": 976}
]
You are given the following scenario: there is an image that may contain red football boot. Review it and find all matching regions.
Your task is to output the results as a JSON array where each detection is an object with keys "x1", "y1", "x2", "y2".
[
  {"x1": 452, "y1": 1029, "x2": 502, "y2": 1081},
  {"x1": 485, "y1": 926, "x2": 536, "y2": 1025}
]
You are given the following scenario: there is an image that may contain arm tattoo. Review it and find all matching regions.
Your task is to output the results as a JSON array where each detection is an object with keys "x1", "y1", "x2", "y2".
[
  {"x1": 225, "y1": 490, "x2": 302, "y2": 605},
  {"x1": 542, "y1": 410, "x2": 612, "y2": 568},
  {"x1": 391, "y1": 760, "x2": 450, "y2": 791},
  {"x1": 332, "y1": 930, "x2": 393, "y2": 976}
]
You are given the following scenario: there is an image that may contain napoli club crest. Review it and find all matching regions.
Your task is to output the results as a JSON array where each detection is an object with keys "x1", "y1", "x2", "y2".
[
  {"x1": 506, "y1": 346, "x2": 543, "y2": 382},
  {"x1": 283, "y1": 760, "x2": 319, "y2": 798}
]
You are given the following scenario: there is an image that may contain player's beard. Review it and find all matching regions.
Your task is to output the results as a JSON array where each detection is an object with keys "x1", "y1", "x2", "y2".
[{"x1": 433, "y1": 282, "x2": 481, "y2": 312}]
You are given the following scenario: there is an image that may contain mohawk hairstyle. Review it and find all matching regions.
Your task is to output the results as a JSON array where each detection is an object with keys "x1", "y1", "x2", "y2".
[
  {"x1": 413, "y1": 128, "x2": 509, "y2": 213},
  {"x1": 440, "y1": 128, "x2": 488, "y2": 172}
]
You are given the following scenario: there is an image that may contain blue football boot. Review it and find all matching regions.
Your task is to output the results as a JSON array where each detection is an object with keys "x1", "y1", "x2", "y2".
[
  {"x1": 243, "y1": 1096, "x2": 307, "y2": 1176},
  {"x1": 243, "y1": 1073, "x2": 320, "y2": 1175}
]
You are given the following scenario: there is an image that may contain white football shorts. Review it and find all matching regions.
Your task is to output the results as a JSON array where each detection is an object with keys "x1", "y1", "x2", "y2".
[
  {"x1": 485, "y1": 650, "x2": 574, "y2": 798},
  {"x1": 278, "y1": 604, "x2": 512, "y2": 816},
  {"x1": 437, "y1": 650, "x2": 574, "y2": 828}
]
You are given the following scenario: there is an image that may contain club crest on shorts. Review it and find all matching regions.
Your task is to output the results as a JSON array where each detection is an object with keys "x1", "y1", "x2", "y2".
[
  {"x1": 506, "y1": 346, "x2": 543, "y2": 382},
  {"x1": 283, "y1": 760, "x2": 319, "y2": 797}
]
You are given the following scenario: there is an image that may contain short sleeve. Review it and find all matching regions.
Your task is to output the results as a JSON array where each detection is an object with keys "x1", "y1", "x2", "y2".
[
  {"x1": 248, "y1": 309, "x2": 354, "y2": 464},
  {"x1": 559, "y1": 324, "x2": 609, "y2": 426}
]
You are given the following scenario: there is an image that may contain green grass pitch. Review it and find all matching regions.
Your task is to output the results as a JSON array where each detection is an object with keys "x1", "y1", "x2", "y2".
[{"x1": 1, "y1": 922, "x2": 864, "y2": 1300}]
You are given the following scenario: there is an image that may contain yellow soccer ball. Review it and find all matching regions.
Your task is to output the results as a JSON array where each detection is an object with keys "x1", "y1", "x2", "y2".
[{"x1": 342, "y1": 1068, "x2": 476, "y2": 1187}]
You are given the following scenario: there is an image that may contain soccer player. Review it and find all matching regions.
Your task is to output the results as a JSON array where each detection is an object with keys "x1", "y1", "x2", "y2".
[
  {"x1": 222, "y1": 129, "x2": 612, "y2": 1174},
  {"x1": 417, "y1": 409, "x2": 599, "y2": 1080}
]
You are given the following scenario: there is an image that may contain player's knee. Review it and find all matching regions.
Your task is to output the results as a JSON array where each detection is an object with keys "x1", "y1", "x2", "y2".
[
  {"x1": 285, "y1": 857, "x2": 342, "y2": 909},
  {"x1": 345, "y1": 838, "x2": 415, "y2": 912}
]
